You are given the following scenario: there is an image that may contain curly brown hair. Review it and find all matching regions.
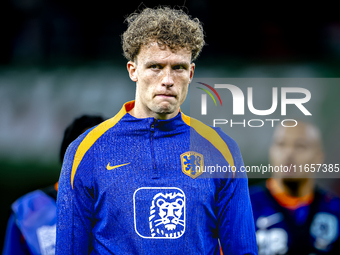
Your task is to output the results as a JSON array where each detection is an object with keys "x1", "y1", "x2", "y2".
[{"x1": 121, "y1": 7, "x2": 205, "y2": 62}]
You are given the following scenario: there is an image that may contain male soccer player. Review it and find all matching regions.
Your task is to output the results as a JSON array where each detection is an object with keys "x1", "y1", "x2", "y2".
[
  {"x1": 250, "y1": 122, "x2": 340, "y2": 254},
  {"x1": 2, "y1": 115, "x2": 104, "y2": 255},
  {"x1": 56, "y1": 7, "x2": 257, "y2": 254}
]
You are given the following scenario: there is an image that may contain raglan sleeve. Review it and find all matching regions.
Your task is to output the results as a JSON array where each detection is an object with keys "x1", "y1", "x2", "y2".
[
  {"x1": 56, "y1": 135, "x2": 95, "y2": 255},
  {"x1": 215, "y1": 131, "x2": 258, "y2": 255}
]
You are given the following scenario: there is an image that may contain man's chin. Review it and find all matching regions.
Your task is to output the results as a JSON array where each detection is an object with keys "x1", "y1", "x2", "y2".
[
  {"x1": 280, "y1": 175, "x2": 311, "y2": 182},
  {"x1": 151, "y1": 104, "x2": 177, "y2": 115},
  {"x1": 154, "y1": 109, "x2": 176, "y2": 116}
]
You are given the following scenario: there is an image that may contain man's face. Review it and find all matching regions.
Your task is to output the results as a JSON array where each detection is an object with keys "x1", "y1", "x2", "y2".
[
  {"x1": 269, "y1": 123, "x2": 324, "y2": 179},
  {"x1": 127, "y1": 42, "x2": 195, "y2": 119}
]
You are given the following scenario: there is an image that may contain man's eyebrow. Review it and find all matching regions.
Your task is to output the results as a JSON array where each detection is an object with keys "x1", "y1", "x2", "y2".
[
  {"x1": 144, "y1": 61, "x2": 160, "y2": 67},
  {"x1": 294, "y1": 138, "x2": 309, "y2": 145},
  {"x1": 144, "y1": 61, "x2": 191, "y2": 67},
  {"x1": 173, "y1": 62, "x2": 190, "y2": 68}
]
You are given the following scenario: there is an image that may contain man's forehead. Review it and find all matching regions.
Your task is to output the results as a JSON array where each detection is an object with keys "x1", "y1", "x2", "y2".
[
  {"x1": 273, "y1": 123, "x2": 321, "y2": 145},
  {"x1": 137, "y1": 42, "x2": 192, "y2": 62}
]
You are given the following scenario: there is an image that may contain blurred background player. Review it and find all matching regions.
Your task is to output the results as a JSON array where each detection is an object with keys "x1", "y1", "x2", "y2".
[
  {"x1": 250, "y1": 121, "x2": 340, "y2": 254},
  {"x1": 2, "y1": 115, "x2": 104, "y2": 255}
]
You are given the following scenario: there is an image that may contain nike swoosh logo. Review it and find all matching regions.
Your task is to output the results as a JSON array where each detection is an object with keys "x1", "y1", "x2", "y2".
[{"x1": 106, "y1": 162, "x2": 130, "y2": 170}]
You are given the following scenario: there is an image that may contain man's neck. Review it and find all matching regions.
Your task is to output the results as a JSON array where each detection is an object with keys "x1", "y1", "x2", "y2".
[
  {"x1": 276, "y1": 178, "x2": 314, "y2": 197},
  {"x1": 129, "y1": 101, "x2": 179, "y2": 120}
]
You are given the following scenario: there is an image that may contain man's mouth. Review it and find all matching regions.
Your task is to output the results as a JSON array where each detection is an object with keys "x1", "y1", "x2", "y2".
[{"x1": 155, "y1": 94, "x2": 176, "y2": 98}]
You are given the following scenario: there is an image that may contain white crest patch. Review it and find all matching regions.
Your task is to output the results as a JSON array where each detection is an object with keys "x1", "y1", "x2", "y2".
[{"x1": 133, "y1": 187, "x2": 186, "y2": 239}]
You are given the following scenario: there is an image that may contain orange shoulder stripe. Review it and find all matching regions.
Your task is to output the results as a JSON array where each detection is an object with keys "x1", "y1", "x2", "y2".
[
  {"x1": 71, "y1": 101, "x2": 134, "y2": 188},
  {"x1": 181, "y1": 112, "x2": 235, "y2": 178}
]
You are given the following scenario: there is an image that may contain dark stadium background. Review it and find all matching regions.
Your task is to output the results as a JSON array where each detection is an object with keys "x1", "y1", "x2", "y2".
[{"x1": 1, "y1": 0, "x2": 340, "y2": 250}]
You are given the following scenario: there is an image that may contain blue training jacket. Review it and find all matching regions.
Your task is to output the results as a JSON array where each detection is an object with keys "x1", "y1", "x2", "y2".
[
  {"x1": 56, "y1": 101, "x2": 257, "y2": 255},
  {"x1": 250, "y1": 181, "x2": 340, "y2": 254}
]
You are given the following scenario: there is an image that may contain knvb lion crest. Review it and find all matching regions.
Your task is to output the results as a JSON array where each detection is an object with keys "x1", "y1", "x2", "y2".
[
  {"x1": 180, "y1": 151, "x2": 204, "y2": 179},
  {"x1": 149, "y1": 192, "x2": 185, "y2": 238}
]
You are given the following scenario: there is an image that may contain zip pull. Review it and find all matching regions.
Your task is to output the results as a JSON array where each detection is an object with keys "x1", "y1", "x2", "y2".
[
  {"x1": 150, "y1": 118, "x2": 159, "y2": 179},
  {"x1": 150, "y1": 119, "x2": 157, "y2": 131}
]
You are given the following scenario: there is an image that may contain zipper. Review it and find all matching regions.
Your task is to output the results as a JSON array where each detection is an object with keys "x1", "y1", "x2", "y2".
[{"x1": 150, "y1": 119, "x2": 159, "y2": 179}]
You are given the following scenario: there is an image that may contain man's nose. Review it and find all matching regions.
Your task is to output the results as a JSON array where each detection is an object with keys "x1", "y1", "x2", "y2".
[
  {"x1": 162, "y1": 68, "x2": 174, "y2": 87},
  {"x1": 283, "y1": 146, "x2": 296, "y2": 163}
]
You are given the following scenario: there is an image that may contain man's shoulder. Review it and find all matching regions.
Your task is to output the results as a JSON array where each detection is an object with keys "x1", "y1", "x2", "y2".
[
  {"x1": 315, "y1": 186, "x2": 340, "y2": 213},
  {"x1": 62, "y1": 112, "x2": 128, "y2": 189},
  {"x1": 249, "y1": 181, "x2": 268, "y2": 198},
  {"x1": 68, "y1": 112, "x2": 126, "y2": 156},
  {"x1": 181, "y1": 113, "x2": 240, "y2": 150},
  {"x1": 248, "y1": 181, "x2": 277, "y2": 209},
  {"x1": 72, "y1": 102, "x2": 131, "y2": 152},
  {"x1": 181, "y1": 113, "x2": 244, "y2": 177}
]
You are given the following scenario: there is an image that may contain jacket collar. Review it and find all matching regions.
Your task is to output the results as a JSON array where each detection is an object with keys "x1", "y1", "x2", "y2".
[{"x1": 120, "y1": 100, "x2": 189, "y2": 132}]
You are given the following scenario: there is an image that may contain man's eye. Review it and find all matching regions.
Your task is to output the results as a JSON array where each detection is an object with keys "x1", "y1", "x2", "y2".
[
  {"x1": 149, "y1": 64, "x2": 162, "y2": 69},
  {"x1": 296, "y1": 143, "x2": 307, "y2": 150},
  {"x1": 173, "y1": 65, "x2": 186, "y2": 70},
  {"x1": 276, "y1": 141, "x2": 285, "y2": 147}
]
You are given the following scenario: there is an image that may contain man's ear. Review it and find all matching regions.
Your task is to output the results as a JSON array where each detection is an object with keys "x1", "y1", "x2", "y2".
[
  {"x1": 189, "y1": 63, "x2": 195, "y2": 83},
  {"x1": 127, "y1": 61, "x2": 138, "y2": 82}
]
